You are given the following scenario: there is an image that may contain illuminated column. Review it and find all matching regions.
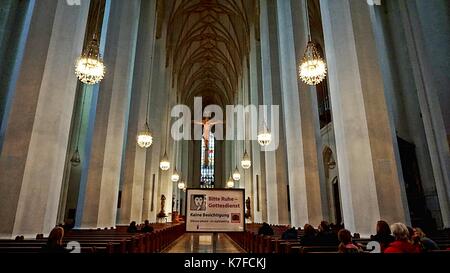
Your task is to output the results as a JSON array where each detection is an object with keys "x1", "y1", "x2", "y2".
[
  {"x1": 249, "y1": 18, "x2": 266, "y2": 223},
  {"x1": 320, "y1": 0, "x2": 408, "y2": 235},
  {"x1": 0, "y1": 0, "x2": 89, "y2": 238},
  {"x1": 259, "y1": 0, "x2": 290, "y2": 225},
  {"x1": 276, "y1": 0, "x2": 326, "y2": 227},
  {"x1": 117, "y1": 0, "x2": 156, "y2": 225},
  {"x1": 77, "y1": 0, "x2": 140, "y2": 228}
]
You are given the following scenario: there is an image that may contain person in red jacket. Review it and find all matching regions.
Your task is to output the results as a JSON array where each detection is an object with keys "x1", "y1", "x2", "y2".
[{"x1": 384, "y1": 223, "x2": 421, "y2": 253}]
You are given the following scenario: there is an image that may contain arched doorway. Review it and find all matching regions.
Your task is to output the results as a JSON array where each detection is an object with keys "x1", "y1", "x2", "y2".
[
  {"x1": 323, "y1": 146, "x2": 341, "y2": 225},
  {"x1": 331, "y1": 176, "x2": 342, "y2": 225}
]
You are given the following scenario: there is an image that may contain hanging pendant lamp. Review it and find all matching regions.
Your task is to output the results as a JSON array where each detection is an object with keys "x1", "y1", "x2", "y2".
[
  {"x1": 298, "y1": 0, "x2": 327, "y2": 86},
  {"x1": 160, "y1": 150, "x2": 170, "y2": 171},
  {"x1": 75, "y1": 2, "x2": 105, "y2": 85}
]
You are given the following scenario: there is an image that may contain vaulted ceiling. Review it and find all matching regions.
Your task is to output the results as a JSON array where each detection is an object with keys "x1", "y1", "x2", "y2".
[{"x1": 165, "y1": 0, "x2": 254, "y2": 106}]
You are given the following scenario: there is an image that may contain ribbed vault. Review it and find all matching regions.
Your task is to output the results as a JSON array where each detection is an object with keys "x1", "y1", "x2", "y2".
[{"x1": 166, "y1": 0, "x2": 252, "y2": 105}]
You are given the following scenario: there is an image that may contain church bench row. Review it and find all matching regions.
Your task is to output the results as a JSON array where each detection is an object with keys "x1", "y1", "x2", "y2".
[
  {"x1": 228, "y1": 229, "x2": 450, "y2": 254},
  {"x1": 0, "y1": 223, "x2": 185, "y2": 254}
]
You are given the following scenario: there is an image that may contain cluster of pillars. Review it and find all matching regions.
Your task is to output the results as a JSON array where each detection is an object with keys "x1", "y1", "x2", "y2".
[
  {"x1": 232, "y1": 0, "x2": 449, "y2": 236},
  {"x1": 0, "y1": 0, "x2": 176, "y2": 239}
]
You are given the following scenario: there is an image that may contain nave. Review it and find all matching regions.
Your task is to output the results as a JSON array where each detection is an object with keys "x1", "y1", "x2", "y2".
[{"x1": 0, "y1": 0, "x2": 449, "y2": 256}]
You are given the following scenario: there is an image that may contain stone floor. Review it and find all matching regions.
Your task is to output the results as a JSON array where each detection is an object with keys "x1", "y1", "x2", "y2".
[{"x1": 163, "y1": 233, "x2": 245, "y2": 253}]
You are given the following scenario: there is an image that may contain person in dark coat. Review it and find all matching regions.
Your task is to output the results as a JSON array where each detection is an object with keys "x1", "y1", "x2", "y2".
[
  {"x1": 281, "y1": 227, "x2": 298, "y2": 240},
  {"x1": 141, "y1": 220, "x2": 154, "y2": 233},
  {"x1": 258, "y1": 222, "x2": 274, "y2": 236},
  {"x1": 370, "y1": 220, "x2": 395, "y2": 251},
  {"x1": 127, "y1": 221, "x2": 138, "y2": 233},
  {"x1": 316, "y1": 221, "x2": 339, "y2": 246},
  {"x1": 300, "y1": 224, "x2": 317, "y2": 246}
]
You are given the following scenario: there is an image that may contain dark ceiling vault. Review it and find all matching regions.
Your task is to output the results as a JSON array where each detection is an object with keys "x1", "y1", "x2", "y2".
[{"x1": 166, "y1": 0, "x2": 254, "y2": 106}]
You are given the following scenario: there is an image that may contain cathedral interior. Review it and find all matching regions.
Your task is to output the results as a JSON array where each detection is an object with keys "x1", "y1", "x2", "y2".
[{"x1": 0, "y1": 0, "x2": 449, "y2": 255}]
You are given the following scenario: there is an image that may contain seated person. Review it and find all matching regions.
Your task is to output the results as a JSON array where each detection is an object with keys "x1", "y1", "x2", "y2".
[
  {"x1": 384, "y1": 223, "x2": 421, "y2": 253},
  {"x1": 300, "y1": 224, "x2": 317, "y2": 246},
  {"x1": 41, "y1": 227, "x2": 68, "y2": 253},
  {"x1": 141, "y1": 220, "x2": 154, "y2": 233},
  {"x1": 370, "y1": 220, "x2": 395, "y2": 251},
  {"x1": 338, "y1": 229, "x2": 362, "y2": 253},
  {"x1": 127, "y1": 221, "x2": 138, "y2": 233},
  {"x1": 258, "y1": 222, "x2": 274, "y2": 236},
  {"x1": 412, "y1": 227, "x2": 439, "y2": 252},
  {"x1": 316, "y1": 221, "x2": 339, "y2": 246},
  {"x1": 281, "y1": 227, "x2": 298, "y2": 240}
]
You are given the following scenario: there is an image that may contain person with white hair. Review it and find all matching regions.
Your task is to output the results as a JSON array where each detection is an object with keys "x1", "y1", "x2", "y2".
[{"x1": 384, "y1": 223, "x2": 421, "y2": 253}]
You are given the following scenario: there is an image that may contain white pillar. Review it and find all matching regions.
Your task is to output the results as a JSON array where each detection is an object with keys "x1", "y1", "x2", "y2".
[
  {"x1": 77, "y1": 0, "x2": 140, "y2": 228},
  {"x1": 320, "y1": 0, "x2": 408, "y2": 235},
  {"x1": 249, "y1": 19, "x2": 266, "y2": 223},
  {"x1": 0, "y1": 0, "x2": 89, "y2": 238},
  {"x1": 276, "y1": 0, "x2": 326, "y2": 227},
  {"x1": 259, "y1": 0, "x2": 291, "y2": 225},
  {"x1": 117, "y1": 0, "x2": 156, "y2": 225}
]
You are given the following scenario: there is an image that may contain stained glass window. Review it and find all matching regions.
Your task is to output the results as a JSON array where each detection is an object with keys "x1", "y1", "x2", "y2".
[{"x1": 200, "y1": 130, "x2": 215, "y2": 188}]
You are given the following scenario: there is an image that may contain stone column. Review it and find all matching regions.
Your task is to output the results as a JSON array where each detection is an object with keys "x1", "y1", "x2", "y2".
[
  {"x1": 0, "y1": 0, "x2": 89, "y2": 238},
  {"x1": 77, "y1": 0, "x2": 140, "y2": 229},
  {"x1": 249, "y1": 18, "x2": 266, "y2": 223},
  {"x1": 145, "y1": 31, "x2": 170, "y2": 222},
  {"x1": 320, "y1": 0, "x2": 408, "y2": 235},
  {"x1": 398, "y1": 0, "x2": 450, "y2": 227},
  {"x1": 275, "y1": 0, "x2": 328, "y2": 227},
  {"x1": 259, "y1": 0, "x2": 290, "y2": 225},
  {"x1": 117, "y1": 0, "x2": 156, "y2": 225},
  {"x1": 0, "y1": 0, "x2": 31, "y2": 130}
]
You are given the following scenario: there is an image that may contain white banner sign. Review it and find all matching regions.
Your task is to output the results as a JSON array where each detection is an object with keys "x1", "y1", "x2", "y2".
[{"x1": 185, "y1": 189, "x2": 245, "y2": 232}]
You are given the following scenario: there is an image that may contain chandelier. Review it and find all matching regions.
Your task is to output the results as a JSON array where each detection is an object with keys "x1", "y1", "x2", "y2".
[
  {"x1": 226, "y1": 176, "x2": 234, "y2": 188},
  {"x1": 70, "y1": 148, "x2": 81, "y2": 167},
  {"x1": 232, "y1": 166, "x2": 241, "y2": 181},
  {"x1": 298, "y1": 41, "x2": 327, "y2": 86},
  {"x1": 298, "y1": 0, "x2": 327, "y2": 86},
  {"x1": 75, "y1": 2, "x2": 105, "y2": 85},
  {"x1": 137, "y1": 122, "x2": 153, "y2": 148},
  {"x1": 75, "y1": 37, "x2": 105, "y2": 85},
  {"x1": 160, "y1": 150, "x2": 170, "y2": 171},
  {"x1": 177, "y1": 180, "x2": 186, "y2": 190},
  {"x1": 171, "y1": 168, "x2": 180, "y2": 182},
  {"x1": 257, "y1": 122, "x2": 272, "y2": 146},
  {"x1": 241, "y1": 150, "x2": 251, "y2": 169}
]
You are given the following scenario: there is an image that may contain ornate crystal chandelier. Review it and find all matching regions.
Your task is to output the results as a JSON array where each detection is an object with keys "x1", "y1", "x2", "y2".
[
  {"x1": 160, "y1": 150, "x2": 170, "y2": 171},
  {"x1": 257, "y1": 122, "x2": 272, "y2": 146},
  {"x1": 232, "y1": 166, "x2": 241, "y2": 181},
  {"x1": 298, "y1": 0, "x2": 327, "y2": 86},
  {"x1": 298, "y1": 41, "x2": 327, "y2": 86},
  {"x1": 241, "y1": 150, "x2": 251, "y2": 169},
  {"x1": 75, "y1": 2, "x2": 105, "y2": 85},
  {"x1": 137, "y1": 122, "x2": 153, "y2": 148},
  {"x1": 75, "y1": 36, "x2": 105, "y2": 85}
]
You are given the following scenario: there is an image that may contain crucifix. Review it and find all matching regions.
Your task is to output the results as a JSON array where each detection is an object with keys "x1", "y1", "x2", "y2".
[{"x1": 194, "y1": 117, "x2": 223, "y2": 165}]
